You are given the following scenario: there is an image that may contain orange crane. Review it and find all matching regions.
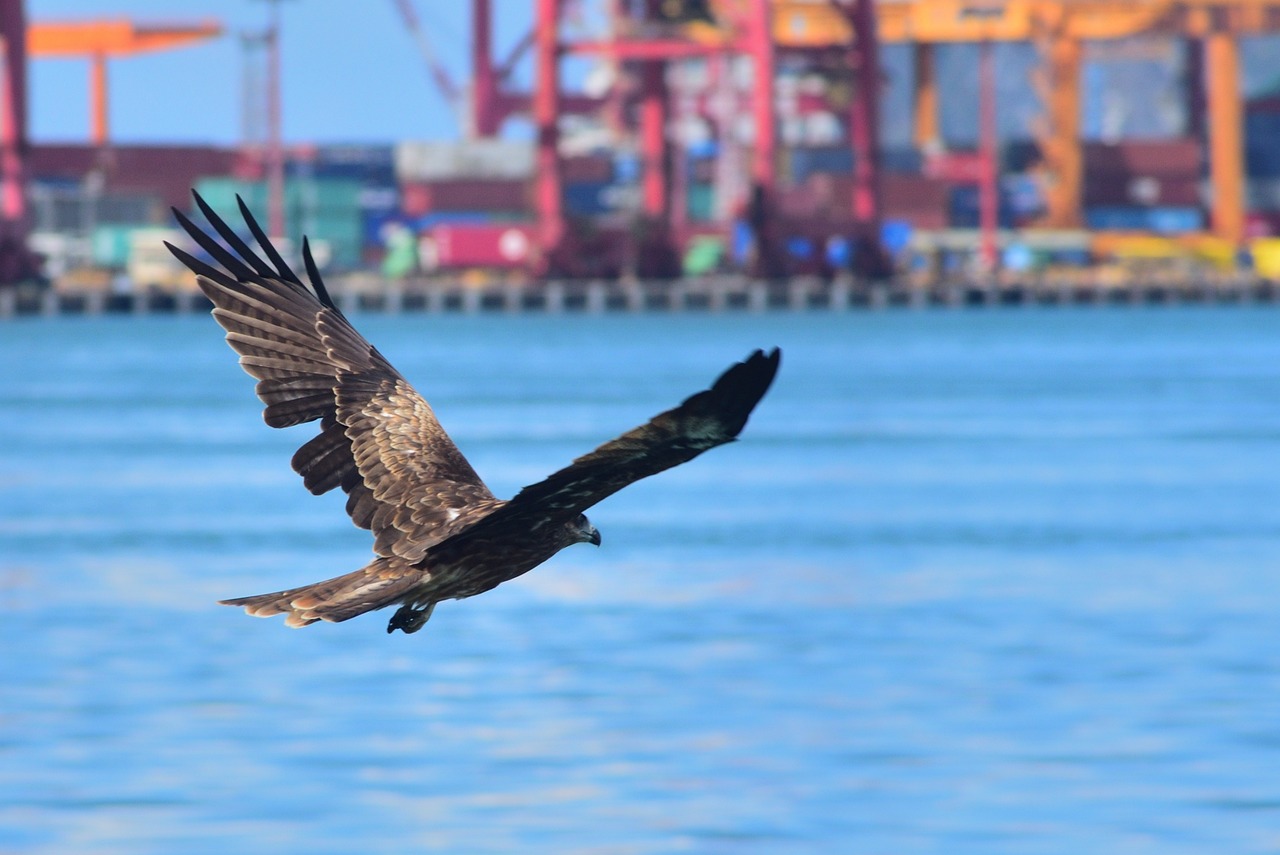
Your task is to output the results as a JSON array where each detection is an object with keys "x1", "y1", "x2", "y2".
[
  {"x1": 28, "y1": 18, "x2": 222, "y2": 145},
  {"x1": 763, "y1": 0, "x2": 1280, "y2": 244}
]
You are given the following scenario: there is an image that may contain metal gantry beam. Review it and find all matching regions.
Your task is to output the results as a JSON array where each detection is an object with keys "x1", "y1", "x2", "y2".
[{"x1": 27, "y1": 18, "x2": 221, "y2": 146}]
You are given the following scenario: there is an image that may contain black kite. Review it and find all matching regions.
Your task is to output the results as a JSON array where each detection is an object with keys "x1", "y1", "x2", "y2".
[{"x1": 167, "y1": 194, "x2": 780, "y2": 634}]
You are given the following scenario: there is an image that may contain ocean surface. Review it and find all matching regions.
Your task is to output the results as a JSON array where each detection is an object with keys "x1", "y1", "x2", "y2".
[{"x1": 3, "y1": 306, "x2": 1280, "y2": 854}]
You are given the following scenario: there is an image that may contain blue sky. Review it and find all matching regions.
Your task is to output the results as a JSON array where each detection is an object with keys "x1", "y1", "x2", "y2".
[{"x1": 28, "y1": 0, "x2": 528, "y2": 143}]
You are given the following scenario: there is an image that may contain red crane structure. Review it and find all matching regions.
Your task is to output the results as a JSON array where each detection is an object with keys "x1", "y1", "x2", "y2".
[
  {"x1": 0, "y1": 0, "x2": 36, "y2": 284},
  {"x1": 393, "y1": 0, "x2": 597, "y2": 139},
  {"x1": 522, "y1": 0, "x2": 886, "y2": 277}
]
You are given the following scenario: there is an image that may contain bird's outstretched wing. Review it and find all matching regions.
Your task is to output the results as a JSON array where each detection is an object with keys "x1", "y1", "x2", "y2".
[
  {"x1": 428, "y1": 348, "x2": 780, "y2": 561},
  {"x1": 167, "y1": 192, "x2": 499, "y2": 560}
]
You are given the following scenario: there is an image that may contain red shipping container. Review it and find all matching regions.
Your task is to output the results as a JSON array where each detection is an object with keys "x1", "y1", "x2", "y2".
[
  {"x1": 802, "y1": 174, "x2": 950, "y2": 213},
  {"x1": 402, "y1": 179, "x2": 532, "y2": 216},
  {"x1": 1082, "y1": 175, "x2": 1202, "y2": 207},
  {"x1": 1083, "y1": 139, "x2": 1202, "y2": 178},
  {"x1": 881, "y1": 174, "x2": 951, "y2": 213},
  {"x1": 561, "y1": 155, "x2": 614, "y2": 183},
  {"x1": 1247, "y1": 211, "x2": 1280, "y2": 237},
  {"x1": 779, "y1": 174, "x2": 949, "y2": 229},
  {"x1": 428, "y1": 223, "x2": 536, "y2": 269},
  {"x1": 923, "y1": 151, "x2": 986, "y2": 183},
  {"x1": 30, "y1": 143, "x2": 240, "y2": 209}
]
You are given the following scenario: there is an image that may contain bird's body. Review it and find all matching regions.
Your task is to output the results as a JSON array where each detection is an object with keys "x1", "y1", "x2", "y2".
[{"x1": 168, "y1": 193, "x2": 779, "y2": 634}]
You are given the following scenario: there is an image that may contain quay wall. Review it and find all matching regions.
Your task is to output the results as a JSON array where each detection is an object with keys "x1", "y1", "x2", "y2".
[{"x1": 3, "y1": 276, "x2": 1279, "y2": 319}]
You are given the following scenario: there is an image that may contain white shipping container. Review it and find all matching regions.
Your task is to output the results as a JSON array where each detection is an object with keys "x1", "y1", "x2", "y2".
[{"x1": 394, "y1": 140, "x2": 536, "y2": 181}]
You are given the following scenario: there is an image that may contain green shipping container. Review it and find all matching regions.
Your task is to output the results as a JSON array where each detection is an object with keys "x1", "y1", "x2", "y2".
[
  {"x1": 192, "y1": 177, "x2": 363, "y2": 212},
  {"x1": 687, "y1": 183, "x2": 715, "y2": 223},
  {"x1": 91, "y1": 224, "x2": 138, "y2": 267}
]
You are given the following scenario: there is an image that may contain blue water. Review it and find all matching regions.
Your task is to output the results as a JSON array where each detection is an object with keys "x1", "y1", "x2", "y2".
[{"x1": 3, "y1": 307, "x2": 1280, "y2": 854}]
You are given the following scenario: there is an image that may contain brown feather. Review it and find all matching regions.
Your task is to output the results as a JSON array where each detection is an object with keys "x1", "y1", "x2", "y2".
[
  {"x1": 175, "y1": 195, "x2": 496, "y2": 558},
  {"x1": 220, "y1": 557, "x2": 426, "y2": 627}
]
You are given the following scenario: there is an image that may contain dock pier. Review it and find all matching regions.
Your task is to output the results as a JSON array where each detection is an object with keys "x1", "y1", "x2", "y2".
[{"x1": 2, "y1": 274, "x2": 1276, "y2": 319}]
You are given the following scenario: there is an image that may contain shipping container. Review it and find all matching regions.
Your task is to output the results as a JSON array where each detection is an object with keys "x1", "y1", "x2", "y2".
[
  {"x1": 948, "y1": 177, "x2": 1047, "y2": 228},
  {"x1": 30, "y1": 182, "x2": 163, "y2": 231},
  {"x1": 129, "y1": 228, "x2": 196, "y2": 292},
  {"x1": 193, "y1": 176, "x2": 363, "y2": 213},
  {"x1": 1083, "y1": 139, "x2": 1202, "y2": 178},
  {"x1": 400, "y1": 178, "x2": 531, "y2": 217},
  {"x1": 1246, "y1": 112, "x2": 1280, "y2": 178},
  {"x1": 304, "y1": 220, "x2": 363, "y2": 269},
  {"x1": 686, "y1": 183, "x2": 715, "y2": 222},
  {"x1": 613, "y1": 153, "x2": 642, "y2": 183},
  {"x1": 97, "y1": 193, "x2": 159, "y2": 225},
  {"x1": 423, "y1": 223, "x2": 536, "y2": 270},
  {"x1": 1083, "y1": 206, "x2": 1204, "y2": 233},
  {"x1": 881, "y1": 174, "x2": 951, "y2": 215},
  {"x1": 395, "y1": 140, "x2": 535, "y2": 181},
  {"x1": 788, "y1": 146, "x2": 853, "y2": 183},
  {"x1": 1002, "y1": 140, "x2": 1043, "y2": 172},
  {"x1": 786, "y1": 144, "x2": 922, "y2": 182},
  {"x1": 564, "y1": 181, "x2": 617, "y2": 216},
  {"x1": 1001, "y1": 174, "x2": 1047, "y2": 218},
  {"x1": 30, "y1": 143, "x2": 239, "y2": 209},
  {"x1": 191, "y1": 177, "x2": 363, "y2": 268},
  {"x1": 91, "y1": 224, "x2": 138, "y2": 267},
  {"x1": 561, "y1": 155, "x2": 615, "y2": 183},
  {"x1": 882, "y1": 146, "x2": 925, "y2": 175},
  {"x1": 890, "y1": 209, "x2": 949, "y2": 231},
  {"x1": 780, "y1": 173, "x2": 950, "y2": 228},
  {"x1": 302, "y1": 143, "x2": 397, "y2": 184},
  {"x1": 947, "y1": 186, "x2": 1018, "y2": 229},
  {"x1": 923, "y1": 150, "x2": 986, "y2": 182},
  {"x1": 1247, "y1": 179, "x2": 1280, "y2": 211},
  {"x1": 361, "y1": 210, "x2": 496, "y2": 249},
  {"x1": 688, "y1": 156, "x2": 716, "y2": 184},
  {"x1": 357, "y1": 185, "x2": 399, "y2": 215},
  {"x1": 1083, "y1": 175, "x2": 1202, "y2": 207},
  {"x1": 1247, "y1": 210, "x2": 1280, "y2": 237}
]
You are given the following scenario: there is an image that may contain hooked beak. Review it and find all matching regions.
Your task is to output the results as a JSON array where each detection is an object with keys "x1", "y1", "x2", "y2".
[{"x1": 588, "y1": 526, "x2": 601, "y2": 547}]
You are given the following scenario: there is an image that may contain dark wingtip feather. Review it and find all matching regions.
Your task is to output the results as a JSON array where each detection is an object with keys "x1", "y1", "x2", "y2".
[
  {"x1": 705, "y1": 347, "x2": 781, "y2": 437},
  {"x1": 172, "y1": 191, "x2": 336, "y2": 311},
  {"x1": 301, "y1": 237, "x2": 339, "y2": 312},
  {"x1": 235, "y1": 193, "x2": 302, "y2": 286},
  {"x1": 172, "y1": 204, "x2": 257, "y2": 280},
  {"x1": 191, "y1": 190, "x2": 275, "y2": 279},
  {"x1": 164, "y1": 241, "x2": 240, "y2": 290}
]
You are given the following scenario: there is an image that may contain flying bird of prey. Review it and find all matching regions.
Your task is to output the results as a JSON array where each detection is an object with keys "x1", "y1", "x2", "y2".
[{"x1": 167, "y1": 193, "x2": 780, "y2": 634}]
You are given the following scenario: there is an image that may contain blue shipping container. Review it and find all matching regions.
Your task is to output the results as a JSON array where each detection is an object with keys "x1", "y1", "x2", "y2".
[
  {"x1": 882, "y1": 146, "x2": 925, "y2": 175},
  {"x1": 613, "y1": 154, "x2": 641, "y2": 183},
  {"x1": 1083, "y1": 206, "x2": 1204, "y2": 233},
  {"x1": 790, "y1": 147, "x2": 854, "y2": 183},
  {"x1": 948, "y1": 186, "x2": 1017, "y2": 228},
  {"x1": 1246, "y1": 112, "x2": 1280, "y2": 178},
  {"x1": 564, "y1": 181, "x2": 614, "y2": 216},
  {"x1": 787, "y1": 146, "x2": 923, "y2": 182}
]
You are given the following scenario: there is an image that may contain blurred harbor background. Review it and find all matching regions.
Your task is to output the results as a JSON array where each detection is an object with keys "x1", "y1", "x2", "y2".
[
  {"x1": 4, "y1": 307, "x2": 1280, "y2": 852},
  {"x1": 4, "y1": 1, "x2": 1280, "y2": 304},
  {"x1": 6, "y1": 3, "x2": 1280, "y2": 852}
]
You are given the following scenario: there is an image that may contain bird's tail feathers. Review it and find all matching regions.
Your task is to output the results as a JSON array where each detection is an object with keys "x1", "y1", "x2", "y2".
[{"x1": 219, "y1": 560, "x2": 420, "y2": 628}]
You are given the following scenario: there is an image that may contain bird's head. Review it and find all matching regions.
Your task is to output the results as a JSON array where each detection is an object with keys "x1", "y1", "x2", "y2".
[{"x1": 566, "y1": 513, "x2": 601, "y2": 547}]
